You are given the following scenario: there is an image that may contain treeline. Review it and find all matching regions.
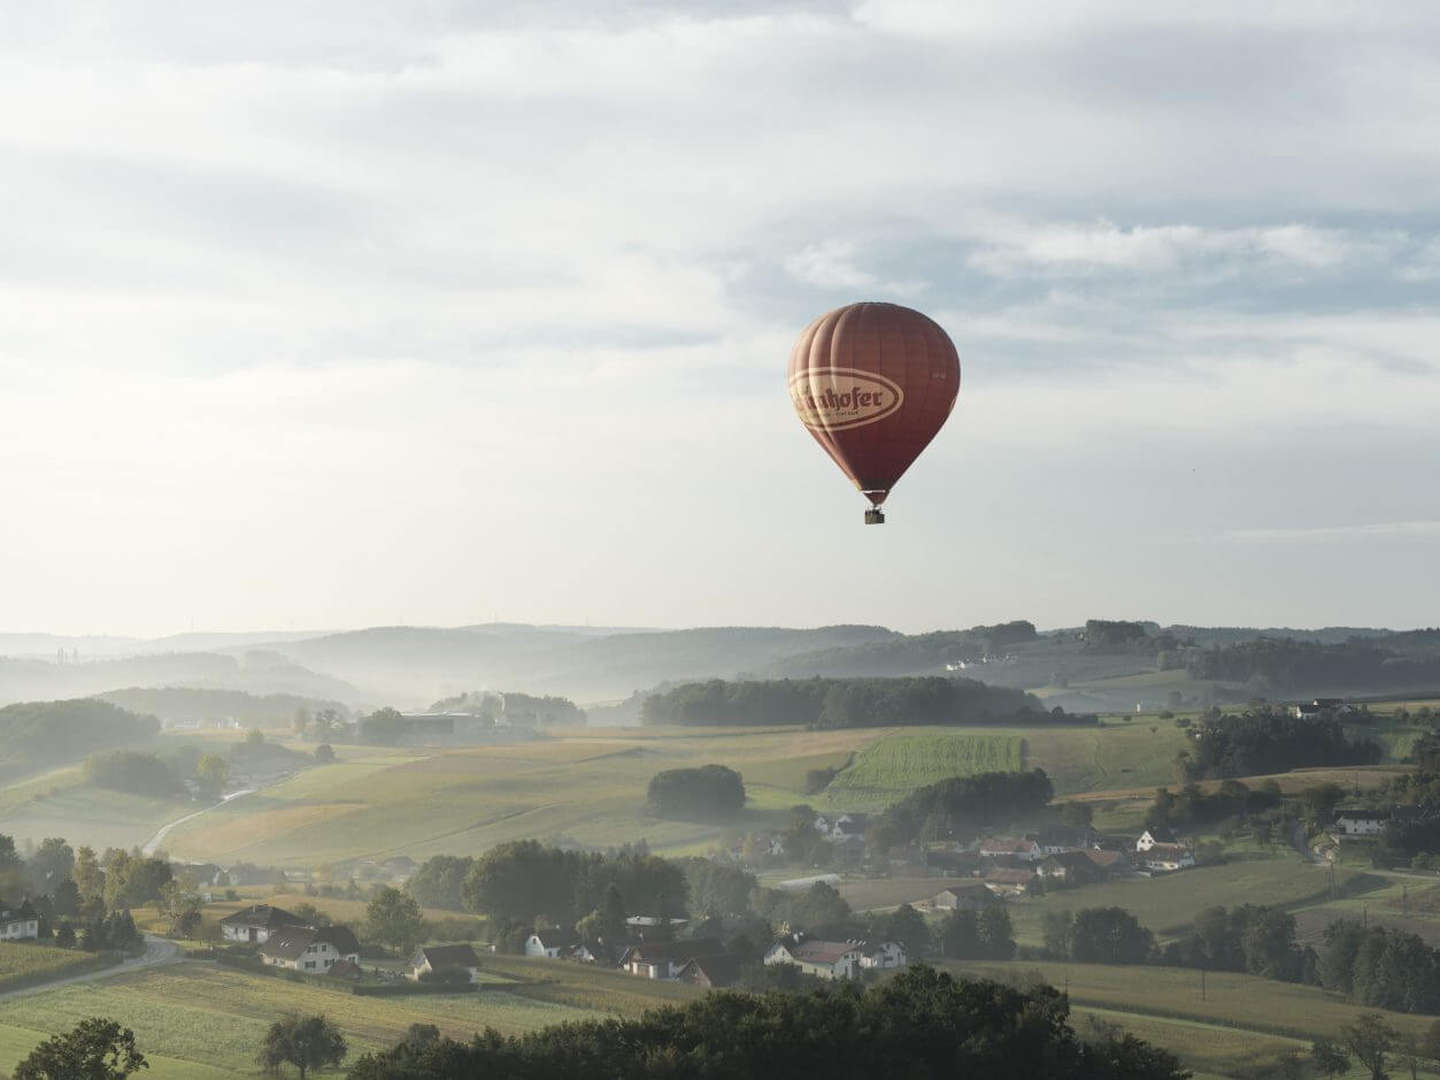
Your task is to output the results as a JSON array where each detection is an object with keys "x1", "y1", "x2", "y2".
[
  {"x1": 1317, "y1": 920, "x2": 1440, "y2": 1013},
  {"x1": 83, "y1": 729, "x2": 307, "y2": 799},
  {"x1": 97, "y1": 687, "x2": 349, "y2": 729},
  {"x1": 426, "y1": 691, "x2": 585, "y2": 726},
  {"x1": 763, "y1": 621, "x2": 1040, "y2": 678},
  {"x1": 1185, "y1": 638, "x2": 1440, "y2": 691},
  {"x1": 1180, "y1": 709, "x2": 1380, "y2": 779},
  {"x1": 0, "y1": 699, "x2": 158, "y2": 774},
  {"x1": 346, "y1": 966, "x2": 1187, "y2": 1080},
  {"x1": 640, "y1": 676, "x2": 1054, "y2": 728}
]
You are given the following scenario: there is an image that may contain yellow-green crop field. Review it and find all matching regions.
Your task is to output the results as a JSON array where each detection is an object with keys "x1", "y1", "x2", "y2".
[
  {"x1": 821, "y1": 734, "x2": 1024, "y2": 810},
  {"x1": 0, "y1": 941, "x2": 108, "y2": 992}
]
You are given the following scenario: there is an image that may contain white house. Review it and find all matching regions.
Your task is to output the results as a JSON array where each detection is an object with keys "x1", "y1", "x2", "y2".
[
  {"x1": 1033, "y1": 825, "x2": 1097, "y2": 856},
  {"x1": 1135, "y1": 828, "x2": 1178, "y2": 853},
  {"x1": 764, "y1": 938, "x2": 862, "y2": 980},
  {"x1": 525, "y1": 930, "x2": 578, "y2": 959},
  {"x1": 859, "y1": 941, "x2": 906, "y2": 970},
  {"x1": 259, "y1": 925, "x2": 360, "y2": 973},
  {"x1": 220, "y1": 904, "x2": 305, "y2": 944},
  {"x1": 410, "y1": 943, "x2": 481, "y2": 984},
  {"x1": 1334, "y1": 810, "x2": 1388, "y2": 837},
  {"x1": 0, "y1": 902, "x2": 38, "y2": 941},
  {"x1": 622, "y1": 939, "x2": 725, "y2": 980},
  {"x1": 929, "y1": 884, "x2": 995, "y2": 912}
]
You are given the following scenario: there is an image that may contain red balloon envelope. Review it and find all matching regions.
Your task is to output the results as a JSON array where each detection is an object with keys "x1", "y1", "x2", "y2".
[{"x1": 788, "y1": 302, "x2": 960, "y2": 523}]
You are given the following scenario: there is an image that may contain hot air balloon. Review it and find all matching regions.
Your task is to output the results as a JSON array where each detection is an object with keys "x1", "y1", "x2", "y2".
[{"x1": 788, "y1": 302, "x2": 960, "y2": 523}]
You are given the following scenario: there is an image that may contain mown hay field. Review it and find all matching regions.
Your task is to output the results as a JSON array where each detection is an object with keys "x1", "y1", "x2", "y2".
[{"x1": 821, "y1": 734, "x2": 1024, "y2": 810}]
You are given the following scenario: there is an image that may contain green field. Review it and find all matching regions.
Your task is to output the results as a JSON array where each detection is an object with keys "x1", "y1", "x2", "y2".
[
  {"x1": 821, "y1": 734, "x2": 1024, "y2": 810},
  {"x1": 0, "y1": 957, "x2": 697, "y2": 1077}
]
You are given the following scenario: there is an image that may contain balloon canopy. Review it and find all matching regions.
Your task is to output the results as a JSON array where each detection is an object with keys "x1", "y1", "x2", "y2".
[{"x1": 788, "y1": 302, "x2": 961, "y2": 523}]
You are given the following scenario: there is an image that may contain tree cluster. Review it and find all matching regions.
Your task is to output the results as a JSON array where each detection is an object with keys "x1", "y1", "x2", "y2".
[
  {"x1": 1044, "y1": 908, "x2": 1155, "y2": 965},
  {"x1": 346, "y1": 965, "x2": 1187, "y2": 1080},
  {"x1": 766, "y1": 622, "x2": 1040, "y2": 678},
  {"x1": 884, "y1": 769, "x2": 1055, "y2": 842},
  {"x1": 1161, "y1": 904, "x2": 1312, "y2": 982},
  {"x1": 1317, "y1": 918, "x2": 1440, "y2": 1014},
  {"x1": 1181, "y1": 709, "x2": 1379, "y2": 779},
  {"x1": 1184, "y1": 637, "x2": 1440, "y2": 692},
  {"x1": 0, "y1": 699, "x2": 159, "y2": 775},
  {"x1": 646, "y1": 765, "x2": 745, "y2": 821}
]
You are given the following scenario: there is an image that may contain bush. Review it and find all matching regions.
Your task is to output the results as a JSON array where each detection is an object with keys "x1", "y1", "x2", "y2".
[{"x1": 647, "y1": 765, "x2": 745, "y2": 821}]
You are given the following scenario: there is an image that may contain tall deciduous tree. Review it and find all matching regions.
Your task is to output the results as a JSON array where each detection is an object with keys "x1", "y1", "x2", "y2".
[
  {"x1": 13, "y1": 1017, "x2": 146, "y2": 1080},
  {"x1": 1344, "y1": 1013, "x2": 1399, "y2": 1080},
  {"x1": 365, "y1": 887, "x2": 425, "y2": 955},
  {"x1": 258, "y1": 1014, "x2": 346, "y2": 1080}
]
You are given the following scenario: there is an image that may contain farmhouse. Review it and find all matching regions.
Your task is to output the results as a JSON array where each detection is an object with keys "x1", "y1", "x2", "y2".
[
  {"x1": 1135, "y1": 828, "x2": 1178, "y2": 852},
  {"x1": 764, "y1": 938, "x2": 862, "y2": 980},
  {"x1": 979, "y1": 837, "x2": 1042, "y2": 861},
  {"x1": 259, "y1": 925, "x2": 361, "y2": 972},
  {"x1": 0, "y1": 901, "x2": 38, "y2": 941},
  {"x1": 1081, "y1": 848, "x2": 1134, "y2": 876},
  {"x1": 930, "y1": 884, "x2": 995, "y2": 911},
  {"x1": 1140, "y1": 844, "x2": 1196, "y2": 872},
  {"x1": 981, "y1": 867, "x2": 1037, "y2": 897},
  {"x1": 525, "y1": 929, "x2": 579, "y2": 959},
  {"x1": 1333, "y1": 809, "x2": 1388, "y2": 837},
  {"x1": 1038, "y1": 851, "x2": 1106, "y2": 885},
  {"x1": 220, "y1": 904, "x2": 305, "y2": 944},
  {"x1": 410, "y1": 943, "x2": 481, "y2": 984},
  {"x1": 1033, "y1": 825, "x2": 1098, "y2": 855},
  {"x1": 623, "y1": 939, "x2": 725, "y2": 980},
  {"x1": 676, "y1": 954, "x2": 742, "y2": 988},
  {"x1": 859, "y1": 941, "x2": 906, "y2": 970}
]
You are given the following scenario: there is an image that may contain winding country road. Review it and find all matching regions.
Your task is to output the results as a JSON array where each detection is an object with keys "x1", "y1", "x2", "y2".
[
  {"x1": 0, "y1": 935, "x2": 182, "y2": 1002},
  {"x1": 140, "y1": 787, "x2": 257, "y2": 856}
]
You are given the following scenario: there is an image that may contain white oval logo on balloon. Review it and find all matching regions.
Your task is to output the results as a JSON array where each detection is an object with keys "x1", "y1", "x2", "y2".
[{"x1": 787, "y1": 368, "x2": 905, "y2": 431}]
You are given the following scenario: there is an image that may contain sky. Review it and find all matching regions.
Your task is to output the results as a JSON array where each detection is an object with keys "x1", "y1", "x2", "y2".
[{"x1": 2, "y1": 0, "x2": 1439, "y2": 637}]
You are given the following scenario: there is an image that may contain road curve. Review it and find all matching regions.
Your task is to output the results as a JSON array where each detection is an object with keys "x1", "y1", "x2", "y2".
[{"x1": 0, "y1": 935, "x2": 182, "y2": 1002}]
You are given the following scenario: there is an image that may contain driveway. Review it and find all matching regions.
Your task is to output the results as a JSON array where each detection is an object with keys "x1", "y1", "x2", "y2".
[{"x1": 0, "y1": 935, "x2": 182, "y2": 1002}]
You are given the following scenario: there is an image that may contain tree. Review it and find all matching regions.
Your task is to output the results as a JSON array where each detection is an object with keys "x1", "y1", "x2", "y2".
[
  {"x1": 13, "y1": 1017, "x2": 147, "y2": 1080},
  {"x1": 245, "y1": 728, "x2": 265, "y2": 745},
  {"x1": 157, "y1": 883, "x2": 203, "y2": 938},
  {"x1": 258, "y1": 1014, "x2": 346, "y2": 1080},
  {"x1": 27, "y1": 837, "x2": 75, "y2": 894},
  {"x1": 73, "y1": 846, "x2": 105, "y2": 904},
  {"x1": 1068, "y1": 908, "x2": 1154, "y2": 965},
  {"x1": 940, "y1": 910, "x2": 982, "y2": 959},
  {"x1": 194, "y1": 754, "x2": 230, "y2": 799},
  {"x1": 877, "y1": 904, "x2": 930, "y2": 960},
  {"x1": 365, "y1": 887, "x2": 425, "y2": 955},
  {"x1": 978, "y1": 904, "x2": 1016, "y2": 960},
  {"x1": 314, "y1": 744, "x2": 335, "y2": 764},
  {"x1": 1311, "y1": 1038, "x2": 1350, "y2": 1077},
  {"x1": 1344, "y1": 1013, "x2": 1399, "y2": 1080}
]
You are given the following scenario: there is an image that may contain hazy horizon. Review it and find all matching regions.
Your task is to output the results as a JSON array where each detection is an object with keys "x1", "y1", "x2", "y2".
[{"x1": 4, "y1": 2, "x2": 1439, "y2": 636}]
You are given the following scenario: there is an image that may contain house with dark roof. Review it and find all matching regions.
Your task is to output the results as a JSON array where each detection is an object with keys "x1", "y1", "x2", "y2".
[
  {"x1": 764, "y1": 937, "x2": 862, "y2": 980},
  {"x1": 1333, "y1": 809, "x2": 1389, "y2": 837},
  {"x1": 0, "y1": 901, "x2": 37, "y2": 941},
  {"x1": 258, "y1": 925, "x2": 361, "y2": 973},
  {"x1": 1033, "y1": 825, "x2": 1098, "y2": 855},
  {"x1": 525, "y1": 929, "x2": 579, "y2": 959},
  {"x1": 929, "y1": 884, "x2": 995, "y2": 912},
  {"x1": 623, "y1": 938, "x2": 725, "y2": 980},
  {"x1": 1037, "y1": 850, "x2": 1107, "y2": 885},
  {"x1": 981, "y1": 867, "x2": 1037, "y2": 897},
  {"x1": 1139, "y1": 843, "x2": 1196, "y2": 872},
  {"x1": 859, "y1": 941, "x2": 906, "y2": 970},
  {"x1": 676, "y1": 954, "x2": 742, "y2": 988},
  {"x1": 979, "y1": 837, "x2": 1043, "y2": 861},
  {"x1": 1135, "y1": 828, "x2": 1178, "y2": 852},
  {"x1": 410, "y1": 943, "x2": 481, "y2": 984},
  {"x1": 220, "y1": 904, "x2": 305, "y2": 944}
]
